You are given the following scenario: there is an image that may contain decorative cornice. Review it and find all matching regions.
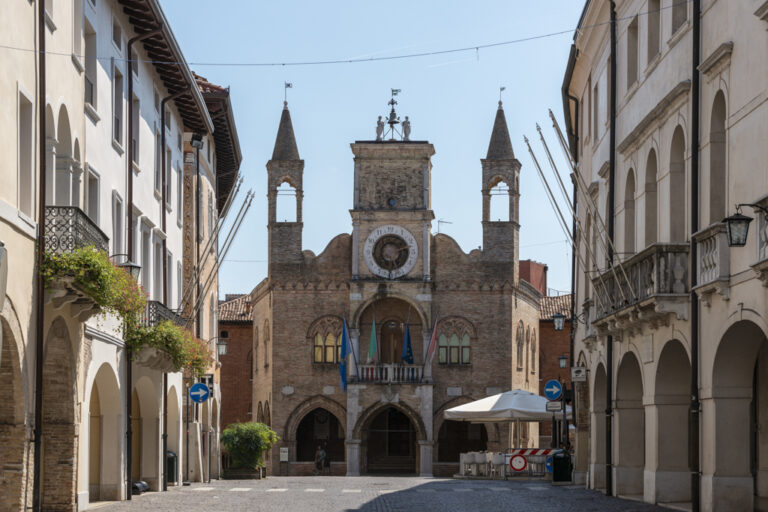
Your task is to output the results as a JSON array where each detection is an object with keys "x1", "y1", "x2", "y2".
[
  {"x1": 617, "y1": 81, "x2": 691, "y2": 154},
  {"x1": 698, "y1": 42, "x2": 733, "y2": 77}
]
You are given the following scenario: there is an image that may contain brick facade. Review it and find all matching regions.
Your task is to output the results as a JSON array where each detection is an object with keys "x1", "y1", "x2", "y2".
[
  {"x1": 537, "y1": 295, "x2": 572, "y2": 447},
  {"x1": 218, "y1": 296, "x2": 254, "y2": 428},
  {"x1": 247, "y1": 101, "x2": 541, "y2": 477}
]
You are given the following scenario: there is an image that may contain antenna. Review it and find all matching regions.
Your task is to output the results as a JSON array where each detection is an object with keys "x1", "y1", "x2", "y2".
[{"x1": 437, "y1": 219, "x2": 453, "y2": 234}]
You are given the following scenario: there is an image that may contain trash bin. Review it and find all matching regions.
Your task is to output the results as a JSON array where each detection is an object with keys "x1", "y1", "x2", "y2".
[
  {"x1": 166, "y1": 451, "x2": 178, "y2": 485},
  {"x1": 552, "y1": 451, "x2": 572, "y2": 483}
]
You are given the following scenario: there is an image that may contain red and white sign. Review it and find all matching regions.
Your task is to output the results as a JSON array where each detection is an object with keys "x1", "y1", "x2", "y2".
[
  {"x1": 507, "y1": 448, "x2": 559, "y2": 456},
  {"x1": 509, "y1": 454, "x2": 527, "y2": 472}
]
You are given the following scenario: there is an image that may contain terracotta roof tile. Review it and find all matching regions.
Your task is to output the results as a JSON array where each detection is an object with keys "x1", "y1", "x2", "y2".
[
  {"x1": 219, "y1": 294, "x2": 251, "y2": 323},
  {"x1": 540, "y1": 294, "x2": 572, "y2": 320}
]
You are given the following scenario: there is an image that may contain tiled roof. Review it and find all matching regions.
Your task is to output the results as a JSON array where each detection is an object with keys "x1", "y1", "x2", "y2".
[
  {"x1": 540, "y1": 294, "x2": 572, "y2": 320},
  {"x1": 218, "y1": 294, "x2": 251, "y2": 323}
]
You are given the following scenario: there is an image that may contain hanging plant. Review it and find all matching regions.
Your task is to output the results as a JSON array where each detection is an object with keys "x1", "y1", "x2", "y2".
[
  {"x1": 41, "y1": 245, "x2": 146, "y2": 324},
  {"x1": 125, "y1": 320, "x2": 190, "y2": 371},
  {"x1": 183, "y1": 335, "x2": 215, "y2": 378}
]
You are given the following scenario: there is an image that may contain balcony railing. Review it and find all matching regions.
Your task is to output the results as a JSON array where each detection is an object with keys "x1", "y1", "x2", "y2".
[
  {"x1": 357, "y1": 363, "x2": 423, "y2": 384},
  {"x1": 692, "y1": 223, "x2": 730, "y2": 302},
  {"x1": 591, "y1": 243, "x2": 689, "y2": 327},
  {"x1": 44, "y1": 206, "x2": 108, "y2": 254},
  {"x1": 143, "y1": 300, "x2": 186, "y2": 327}
]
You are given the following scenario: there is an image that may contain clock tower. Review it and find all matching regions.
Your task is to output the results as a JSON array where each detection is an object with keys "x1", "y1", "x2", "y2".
[{"x1": 350, "y1": 137, "x2": 435, "y2": 281}]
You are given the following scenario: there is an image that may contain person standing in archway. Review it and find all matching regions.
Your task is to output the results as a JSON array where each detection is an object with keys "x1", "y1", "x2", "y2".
[{"x1": 313, "y1": 445, "x2": 326, "y2": 476}]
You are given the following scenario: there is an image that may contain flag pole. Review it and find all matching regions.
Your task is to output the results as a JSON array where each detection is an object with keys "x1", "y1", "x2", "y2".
[{"x1": 346, "y1": 316, "x2": 360, "y2": 382}]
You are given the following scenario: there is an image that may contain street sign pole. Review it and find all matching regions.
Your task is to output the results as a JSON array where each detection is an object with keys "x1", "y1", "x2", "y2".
[{"x1": 184, "y1": 382, "x2": 190, "y2": 486}]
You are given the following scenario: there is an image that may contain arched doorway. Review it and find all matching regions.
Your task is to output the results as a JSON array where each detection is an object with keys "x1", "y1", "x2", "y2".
[
  {"x1": 88, "y1": 363, "x2": 122, "y2": 501},
  {"x1": 166, "y1": 386, "x2": 181, "y2": 486},
  {"x1": 709, "y1": 320, "x2": 767, "y2": 510},
  {"x1": 437, "y1": 420, "x2": 487, "y2": 461},
  {"x1": 654, "y1": 341, "x2": 691, "y2": 503},
  {"x1": 591, "y1": 363, "x2": 607, "y2": 490},
  {"x1": 42, "y1": 317, "x2": 77, "y2": 509},
  {"x1": 133, "y1": 377, "x2": 159, "y2": 490},
  {"x1": 615, "y1": 352, "x2": 644, "y2": 498},
  {"x1": 364, "y1": 407, "x2": 417, "y2": 474},
  {"x1": 0, "y1": 318, "x2": 27, "y2": 509},
  {"x1": 296, "y1": 408, "x2": 345, "y2": 464}
]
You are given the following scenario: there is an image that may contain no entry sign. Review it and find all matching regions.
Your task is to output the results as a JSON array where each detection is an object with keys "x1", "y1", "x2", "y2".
[{"x1": 510, "y1": 454, "x2": 527, "y2": 472}]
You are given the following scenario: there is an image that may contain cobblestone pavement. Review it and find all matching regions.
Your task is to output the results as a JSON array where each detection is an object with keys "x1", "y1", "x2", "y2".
[{"x1": 94, "y1": 477, "x2": 671, "y2": 512}]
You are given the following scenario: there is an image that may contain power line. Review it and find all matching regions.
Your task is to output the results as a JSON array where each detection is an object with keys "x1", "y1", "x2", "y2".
[{"x1": 0, "y1": 1, "x2": 691, "y2": 68}]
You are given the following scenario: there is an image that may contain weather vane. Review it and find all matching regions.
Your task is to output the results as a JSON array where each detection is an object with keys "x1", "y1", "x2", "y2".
[{"x1": 284, "y1": 82, "x2": 293, "y2": 103}]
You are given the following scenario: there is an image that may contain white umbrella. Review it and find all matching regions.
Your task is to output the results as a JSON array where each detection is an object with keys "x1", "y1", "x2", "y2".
[{"x1": 443, "y1": 389, "x2": 572, "y2": 422}]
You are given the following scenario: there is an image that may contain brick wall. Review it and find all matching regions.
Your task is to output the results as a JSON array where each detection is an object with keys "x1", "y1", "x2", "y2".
[
  {"x1": 538, "y1": 319, "x2": 572, "y2": 444},
  {"x1": 520, "y1": 260, "x2": 548, "y2": 295},
  {"x1": 219, "y1": 322, "x2": 253, "y2": 429}
]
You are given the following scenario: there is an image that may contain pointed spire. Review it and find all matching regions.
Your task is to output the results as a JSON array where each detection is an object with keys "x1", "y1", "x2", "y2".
[
  {"x1": 486, "y1": 101, "x2": 515, "y2": 160},
  {"x1": 271, "y1": 101, "x2": 300, "y2": 161}
]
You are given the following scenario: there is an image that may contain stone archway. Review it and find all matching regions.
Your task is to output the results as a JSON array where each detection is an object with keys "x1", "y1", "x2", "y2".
[
  {"x1": 615, "y1": 351, "x2": 644, "y2": 498},
  {"x1": 284, "y1": 396, "x2": 346, "y2": 459},
  {"x1": 706, "y1": 320, "x2": 767, "y2": 511},
  {"x1": 654, "y1": 340, "x2": 691, "y2": 503},
  {"x1": 0, "y1": 315, "x2": 28, "y2": 510},
  {"x1": 88, "y1": 363, "x2": 122, "y2": 502},
  {"x1": 133, "y1": 376, "x2": 159, "y2": 490},
  {"x1": 591, "y1": 363, "x2": 607, "y2": 491},
  {"x1": 354, "y1": 402, "x2": 426, "y2": 475},
  {"x1": 166, "y1": 386, "x2": 181, "y2": 486},
  {"x1": 42, "y1": 317, "x2": 77, "y2": 510},
  {"x1": 354, "y1": 296, "x2": 425, "y2": 370}
]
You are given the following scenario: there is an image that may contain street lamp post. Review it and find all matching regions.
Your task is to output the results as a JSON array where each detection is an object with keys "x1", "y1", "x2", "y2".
[{"x1": 722, "y1": 203, "x2": 768, "y2": 247}]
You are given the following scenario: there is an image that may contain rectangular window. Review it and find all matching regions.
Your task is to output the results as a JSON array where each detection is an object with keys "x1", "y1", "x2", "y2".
[
  {"x1": 18, "y1": 92, "x2": 34, "y2": 217},
  {"x1": 176, "y1": 262, "x2": 182, "y2": 310},
  {"x1": 176, "y1": 165, "x2": 183, "y2": 224},
  {"x1": 208, "y1": 191, "x2": 214, "y2": 236},
  {"x1": 141, "y1": 229, "x2": 151, "y2": 292},
  {"x1": 113, "y1": 67, "x2": 123, "y2": 144},
  {"x1": 177, "y1": 132, "x2": 182, "y2": 152},
  {"x1": 85, "y1": 169, "x2": 99, "y2": 224},
  {"x1": 207, "y1": 138, "x2": 212, "y2": 162},
  {"x1": 166, "y1": 149, "x2": 172, "y2": 204},
  {"x1": 592, "y1": 82, "x2": 599, "y2": 142},
  {"x1": 166, "y1": 251, "x2": 173, "y2": 306},
  {"x1": 73, "y1": 0, "x2": 83, "y2": 58},
  {"x1": 112, "y1": 194, "x2": 123, "y2": 255},
  {"x1": 627, "y1": 17, "x2": 638, "y2": 88},
  {"x1": 131, "y1": 97, "x2": 140, "y2": 165},
  {"x1": 84, "y1": 22, "x2": 97, "y2": 107},
  {"x1": 164, "y1": 107, "x2": 171, "y2": 130},
  {"x1": 154, "y1": 131, "x2": 162, "y2": 192},
  {"x1": 648, "y1": 0, "x2": 661, "y2": 62},
  {"x1": 672, "y1": 2, "x2": 687, "y2": 34},
  {"x1": 154, "y1": 89, "x2": 160, "y2": 112},
  {"x1": 153, "y1": 239, "x2": 163, "y2": 301},
  {"x1": 112, "y1": 18, "x2": 122, "y2": 51}
]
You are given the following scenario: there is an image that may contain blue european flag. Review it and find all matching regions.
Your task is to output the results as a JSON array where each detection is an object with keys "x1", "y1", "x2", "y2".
[
  {"x1": 401, "y1": 322, "x2": 414, "y2": 364},
  {"x1": 339, "y1": 319, "x2": 349, "y2": 392}
]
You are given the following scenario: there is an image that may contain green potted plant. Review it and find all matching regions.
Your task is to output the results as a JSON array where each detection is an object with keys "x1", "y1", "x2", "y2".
[{"x1": 220, "y1": 422, "x2": 279, "y2": 479}]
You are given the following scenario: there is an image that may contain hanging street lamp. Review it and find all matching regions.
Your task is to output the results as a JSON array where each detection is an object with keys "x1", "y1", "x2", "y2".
[
  {"x1": 552, "y1": 312, "x2": 566, "y2": 332},
  {"x1": 723, "y1": 203, "x2": 768, "y2": 248}
]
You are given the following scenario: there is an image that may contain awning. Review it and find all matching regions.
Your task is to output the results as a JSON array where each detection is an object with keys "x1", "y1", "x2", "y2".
[{"x1": 443, "y1": 389, "x2": 572, "y2": 423}]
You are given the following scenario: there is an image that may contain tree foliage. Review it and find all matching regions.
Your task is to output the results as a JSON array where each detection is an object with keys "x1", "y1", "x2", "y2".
[{"x1": 220, "y1": 422, "x2": 280, "y2": 470}]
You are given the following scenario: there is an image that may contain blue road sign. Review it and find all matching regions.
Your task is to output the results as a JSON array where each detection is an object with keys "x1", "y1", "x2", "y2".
[
  {"x1": 189, "y1": 382, "x2": 210, "y2": 403},
  {"x1": 545, "y1": 456, "x2": 553, "y2": 473},
  {"x1": 544, "y1": 379, "x2": 563, "y2": 401}
]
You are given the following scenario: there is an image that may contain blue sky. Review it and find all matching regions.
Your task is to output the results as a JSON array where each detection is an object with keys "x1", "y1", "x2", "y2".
[{"x1": 161, "y1": 1, "x2": 585, "y2": 298}]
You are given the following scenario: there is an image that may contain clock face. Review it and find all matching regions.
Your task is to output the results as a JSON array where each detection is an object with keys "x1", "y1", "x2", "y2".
[{"x1": 363, "y1": 225, "x2": 419, "y2": 279}]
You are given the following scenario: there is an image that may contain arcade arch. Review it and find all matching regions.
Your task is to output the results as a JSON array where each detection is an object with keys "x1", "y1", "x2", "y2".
[
  {"x1": 615, "y1": 352, "x2": 644, "y2": 497},
  {"x1": 87, "y1": 363, "x2": 122, "y2": 501}
]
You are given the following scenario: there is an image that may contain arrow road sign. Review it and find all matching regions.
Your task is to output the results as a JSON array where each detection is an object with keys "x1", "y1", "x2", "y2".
[
  {"x1": 544, "y1": 379, "x2": 563, "y2": 401},
  {"x1": 189, "y1": 382, "x2": 210, "y2": 403},
  {"x1": 545, "y1": 456, "x2": 553, "y2": 474}
]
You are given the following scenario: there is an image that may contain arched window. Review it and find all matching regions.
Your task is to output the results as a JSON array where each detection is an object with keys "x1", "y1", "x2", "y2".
[
  {"x1": 530, "y1": 329, "x2": 537, "y2": 373},
  {"x1": 276, "y1": 181, "x2": 297, "y2": 222},
  {"x1": 670, "y1": 126, "x2": 686, "y2": 241},
  {"x1": 436, "y1": 317, "x2": 474, "y2": 365},
  {"x1": 645, "y1": 149, "x2": 658, "y2": 245},
  {"x1": 257, "y1": 402, "x2": 264, "y2": 423},
  {"x1": 584, "y1": 215, "x2": 592, "y2": 300},
  {"x1": 253, "y1": 326, "x2": 259, "y2": 372},
  {"x1": 264, "y1": 401, "x2": 271, "y2": 426},
  {"x1": 525, "y1": 327, "x2": 531, "y2": 377},
  {"x1": 515, "y1": 322, "x2": 525, "y2": 371},
  {"x1": 309, "y1": 316, "x2": 343, "y2": 364},
  {"x1": 710, "y1": 91, "x2": 726, "y2": 225},
  {"x1": 624, "y1": 169, "x2": 636, "y2": 255},
  {"x1": 247, "y1": 350, "x2": 253, "y2": 381},
  {"x1": 489, "y1": 178, "x2": 510, "y2": 222},
  {"x1": 263, "y1": 319, "x2": 270, "y2": 368}
]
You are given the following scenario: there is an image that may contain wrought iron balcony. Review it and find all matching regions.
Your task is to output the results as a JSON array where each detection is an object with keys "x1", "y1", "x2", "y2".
[
  {"x1": 356, "y1": 363, "x2": 424, "y2": 384},
  {"x1": 143, "y1": 300, "x2": 187, "y2": 327},
  {"x1": 44, "y1": 206, "x2": 108, "y2": 254},
  {"x1": 591, "y1": 243, "x2": 689, "y2": 334}
]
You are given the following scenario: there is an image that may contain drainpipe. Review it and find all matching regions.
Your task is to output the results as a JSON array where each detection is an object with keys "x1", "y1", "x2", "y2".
[
  {"x1": 195, "y1": 145, "x2": 201, "y2": 340},
  {"x1": 32, "y1": 0, "x2": 47, "y2": 508},
  {"x1": 568, "y1": 99, "x2": 579, "y2": 446},
  {"x1": 690, "y1": 0, "x2": 702, "y2": 509},
  {"x1": 125, "y1": 26, "x2": 162, "y2": 501},
  {"x1": 606, "y1": 0, "x2": 617, "y2": 497}
]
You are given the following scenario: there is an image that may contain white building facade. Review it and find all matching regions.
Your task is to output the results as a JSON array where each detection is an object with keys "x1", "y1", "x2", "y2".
[{"x1": 563, "y1": 1, "x2": 768, "y2": 511}]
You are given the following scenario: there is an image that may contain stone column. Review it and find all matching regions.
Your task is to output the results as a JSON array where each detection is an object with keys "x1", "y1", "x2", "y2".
[
  {"x1": 418, "y1": 440, "x2": 434, "y2": 477},
  {"x1": 45, "y1": 138, "x2": 57, "y2": 205},
  {"x1": 422, "y1": 224, "x2": 431, "y2": 281},
  {"x1": 346, "y1": 439, "x2": 361, "y2": 476},
  {"x1": 55, "y1": 155, "x2": 73, "y2": 206}
]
